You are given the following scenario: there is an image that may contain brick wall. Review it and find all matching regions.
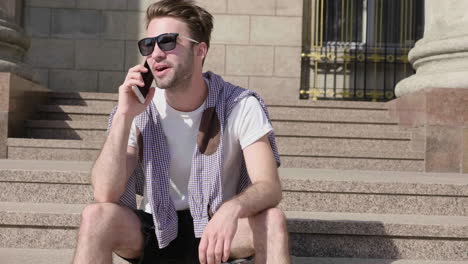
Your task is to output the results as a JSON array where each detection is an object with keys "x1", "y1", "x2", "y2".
[{"x1": 24, "y1": 0, "x2": 303, "y2": 101}]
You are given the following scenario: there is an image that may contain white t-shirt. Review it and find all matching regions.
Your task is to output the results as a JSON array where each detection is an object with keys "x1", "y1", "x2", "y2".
[{"x1": 128, "y1": 88, "x2": 272, "y2": 213}]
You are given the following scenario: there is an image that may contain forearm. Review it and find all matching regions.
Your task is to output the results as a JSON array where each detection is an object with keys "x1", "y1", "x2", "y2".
[
  {"x1": 91, "y1": 112, "x2": 134, "y2": 203},
  {"x1": 222, "y1": 180, "x2": 282, "y2": 219}
]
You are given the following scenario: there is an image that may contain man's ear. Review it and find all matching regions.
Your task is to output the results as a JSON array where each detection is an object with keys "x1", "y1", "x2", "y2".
[{"x1": 197, "y1": 42, "x2": 208, "y2": 59}]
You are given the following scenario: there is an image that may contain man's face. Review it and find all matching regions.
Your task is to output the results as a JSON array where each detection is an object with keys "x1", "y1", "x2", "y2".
[{"x1": 146, "y1": 17, "x2": 196, "y2": 90}]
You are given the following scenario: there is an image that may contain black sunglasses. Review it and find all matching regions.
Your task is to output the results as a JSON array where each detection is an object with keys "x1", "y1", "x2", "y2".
[{"x1": 138, "y1": 33, "x2": 200, "y2": 56}]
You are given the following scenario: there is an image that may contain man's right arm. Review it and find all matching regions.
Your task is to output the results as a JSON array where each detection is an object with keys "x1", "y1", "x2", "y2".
[
  {"x1": 91, "y1": 113, "x2": 138, "y2": 203},
  {"x1": 90, "y1": 63, "x2": 156, "y2": 203}
]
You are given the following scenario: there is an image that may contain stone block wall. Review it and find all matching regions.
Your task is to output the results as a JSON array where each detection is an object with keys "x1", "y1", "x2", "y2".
[{"x1": 23, "y1": 0, "x2": 303, "y2": 101}]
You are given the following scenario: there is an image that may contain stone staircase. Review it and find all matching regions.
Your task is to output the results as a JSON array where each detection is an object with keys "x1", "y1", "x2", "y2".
[{"x1": 0, "y1": 92, "x2": 467, "y2": 263}]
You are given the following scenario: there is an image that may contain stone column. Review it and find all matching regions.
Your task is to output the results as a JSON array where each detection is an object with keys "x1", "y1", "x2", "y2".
[
  {"x1": 395, "y1": 0, "x2": 468, "y2": 96},
  {"x1": 390, "y1": 0, "x2": 468, "y2": 173},
  {"x1": 0, "y1": 0, "x2": 36, "y2": 81}
]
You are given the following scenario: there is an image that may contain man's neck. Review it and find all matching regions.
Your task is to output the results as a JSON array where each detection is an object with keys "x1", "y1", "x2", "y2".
[{"x1": 164, "y1": 72, "x2": 208, "y2": 112}]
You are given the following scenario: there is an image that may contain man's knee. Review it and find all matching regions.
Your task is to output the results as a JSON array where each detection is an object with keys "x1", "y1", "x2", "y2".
[
  {"x1": 264, "y1": 208, "x2": 288, "y2": 234},
  {"x1": 79, "y1": 203, "x2": 121, "y2": 234},
  {"x1": 251, "y1": 208, "x2": 288, "y2": 235}
]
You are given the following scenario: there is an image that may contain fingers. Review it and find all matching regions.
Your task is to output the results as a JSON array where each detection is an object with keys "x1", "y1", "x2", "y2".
[
  {"x1": 206, "y1": 238, "x2": 218, "y2": 264},
  {"x1": 199, "y1": 236, "x2": 225, "y2": 264},
  {"x1": 129, "y1": 64, "x2": 148, "y2": 74},
  {"x1": 124, "y1": 64, "x2": 149, "y2": 86},
  {"x1": 199, "y1": 235, "x2": 208, "y2": 264},
  {"x1": 222, "y1": 239, "x2": 231, "y2": 262},
  {"x1": 214, "y1": 239, "x2": 224, "y2": 264}
]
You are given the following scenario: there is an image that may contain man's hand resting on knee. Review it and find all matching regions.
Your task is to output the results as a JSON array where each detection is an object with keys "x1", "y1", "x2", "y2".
[{"x1": 198, "y1": 202, "x2": 240, "y2": 264}]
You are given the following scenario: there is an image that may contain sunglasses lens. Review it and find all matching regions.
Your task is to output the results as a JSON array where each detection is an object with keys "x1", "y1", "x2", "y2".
[
  {"x1": 158, "y1": 34, "x2": 177, "y2": 51},
  {"x1": 138, "y1": 34, "x2": 178, "y2": 56},
  {"x1": 138, "y1": 38, "x2": 155, "y2": 56}
]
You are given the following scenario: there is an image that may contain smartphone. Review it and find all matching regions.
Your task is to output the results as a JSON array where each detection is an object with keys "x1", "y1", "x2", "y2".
[{"x1": 132, "y1": 61, "x2": 154, "y2": 104}]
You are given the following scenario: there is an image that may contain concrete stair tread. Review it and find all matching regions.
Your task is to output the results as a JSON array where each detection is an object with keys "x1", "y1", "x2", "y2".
[
  {"x1": 24, "y1": 120, "x2": 413, "y2": 140},
  {"x1": 286, "y1": 211, "x2": 468, "y2": 238},
  {"x1": 0, "y1": 250, "x2": 464, "y2": 264},
  {"x1": 37, "y1": 105, "x2": 112, "y2": 114},
  {"x1": 0, "y1": 159, "x2": 91, "y2": 184},
  {"x1": 25, "y1": 120, "x2": 107, "y2": 129},
  {"x1": 0, "y1": 202, "x2": 84, "y2": 227},
  {"x1": 48, "y1": 91, "x2": 389, "y2": 109},
  {"x1": 7, "y1": 138, "x2": 103, "y2": 149},
  {"x1": 281, "y1": 156, "x2": 424, "y2": 172},
  {"x1": 8, "y1": 137, "x2": 424, "y2": 160},
  {"x1": 0, "y1": 248, "x2": 127, "y2": 264},
  {"x1": 280, "y1": 168, "x2": 468, "y2": 195},
  {"x1": 2, "y1": 162, "x2": 463, "y2": 192},
  {"x1": 273, "y1": 121, "x2": 411, "y2": 139},
  {"x1": 24, "y1": 121, "x2": 416, "y2": 143},
  {"x1": 37, "y1": 104, "x2": 394, "y2": 124},
  {"x1": 278, "y1": 138, "x2": 425, "y2": 160},
  {"x1": 49, "y1": 91, "x2": 118, "y2": 101},
  {"x1": 291, "y1": 257, "x2": 468, "y2": 264},
  {"x1": 0, "y1": 159, "x2": 92, "y2": 171},
  {"x1": 286, "y1": 210, "x2": 468, "y2": 228},
  {"x1": 0, "y1": 201, "x2": 85, "y2": 215},
  {"x1": 1, "y1": 202, "x2": 466, "y2": 238},
  {"x1": 268, "y1": 107, "x2": 396, "y2": 124}
]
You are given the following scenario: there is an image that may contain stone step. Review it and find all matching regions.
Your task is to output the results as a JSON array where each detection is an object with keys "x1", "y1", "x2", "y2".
[
  {"x1": 7, "y1": 138, "x2": 423, "y2": 164},
  {"x1": 23, "y1": 120, "x2": 412, "y2": 141},
  {"x1": 0, "y1": 250, "x2": 465, "y2": 264},
  {"x1": 0, "y1": 160, "x2": 93, "y2": 204},
  {"x1": 25, "y1": 120, "x2": 107, "y2": 140},
  {"x1": 36, "y1": 104, "x2": 395, "y2": 124},
  {"x1": 273, "y1": 121, "x2": 411, "y2": 139},
  {"x1": 280, "y1": 156, "x2": 425, "y2": 172},
  {"x1": 287, "y1": 211, "x2": 468, "y2": 261},
  {"x1": 0, "y1": 202, "x2": 466, "y2": 260},
  {"x1": 276, "y1": 137, "x2": 423, "y2": 160},
  {"x1": 291, "y1": 257, "x2": 468, "y2": 264},
  {"x1": 268, "y1": 106, "x2": 395, "y2": 124},
  {"x1": 38, "y1": 112, "x2": 110, "y2": 122},
  {"x1": 279, "y1": 168, "x2": 468, "y2": 216},
  {"x1": 36, "y1": 105, "x2": 111, "y2": 122},
  {"x1": 0, "y1": 161, "x2": 465, "y2": 216},
  {"x1": 7, "y1": 138, "x2": 102, "y2": 161},
  {"x1": 0, "y1": 248, "x2": 127, "y2": 264},
  {"x1": 47, "y1": 91, "x2": 389, "y2": 109}
]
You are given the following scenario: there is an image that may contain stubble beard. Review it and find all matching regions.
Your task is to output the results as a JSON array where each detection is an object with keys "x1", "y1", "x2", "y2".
[{"x1": 155, "y1": 52, "x2": 194, "y2": 92}]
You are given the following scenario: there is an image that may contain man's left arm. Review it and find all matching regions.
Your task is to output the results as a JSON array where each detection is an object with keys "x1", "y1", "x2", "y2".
[{"x1": 199, "y1": 134, "x2": 281, "y2": 264}]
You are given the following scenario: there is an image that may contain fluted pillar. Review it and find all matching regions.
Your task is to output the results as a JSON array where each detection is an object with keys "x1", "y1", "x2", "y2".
[
  {"x1": 0, "y1": 0, "x2": 36, "y2": 81},
  {"x1": 395, "y1": 0, "x2": 468, "y2": 96}
]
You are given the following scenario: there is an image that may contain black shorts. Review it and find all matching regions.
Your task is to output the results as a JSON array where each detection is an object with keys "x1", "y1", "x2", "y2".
[{"x1": 120, "y1": 209, "x2": 201, "y2": 264}]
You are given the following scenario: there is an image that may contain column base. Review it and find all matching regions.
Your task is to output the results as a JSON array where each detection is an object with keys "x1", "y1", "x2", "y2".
[{"x1": 388, "y1": 88, "x2": 468, "y2": 173}]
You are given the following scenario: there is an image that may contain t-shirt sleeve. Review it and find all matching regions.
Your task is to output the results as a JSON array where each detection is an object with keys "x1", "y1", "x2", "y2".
[
  {"x1": 229, "y1": 96, "x2": 273, "y2": 150},
  {"x1": 128, "y1": 120, "x2": 139, "y2": 149}
]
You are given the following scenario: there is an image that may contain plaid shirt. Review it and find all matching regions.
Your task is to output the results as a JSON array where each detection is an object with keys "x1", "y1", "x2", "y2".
[{"x1": 107, "y1": 71, "x2": 280, "y2": 248}]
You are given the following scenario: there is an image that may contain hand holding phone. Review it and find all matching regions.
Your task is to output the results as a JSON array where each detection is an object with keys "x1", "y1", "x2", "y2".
[
  {"x1": 132, "y1": 61, "x2": 154, "y2": 104},
  {"x1": 116, "y1": 62, "x2": 155, "y2": 118}
]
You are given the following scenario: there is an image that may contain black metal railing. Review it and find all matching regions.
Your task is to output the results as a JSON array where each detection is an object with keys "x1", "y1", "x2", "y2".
[{"x1": 300, "y1": 0, "x2": 424, "y2": 101}]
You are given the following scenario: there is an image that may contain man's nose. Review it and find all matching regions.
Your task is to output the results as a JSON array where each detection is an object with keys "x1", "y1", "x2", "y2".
[{"x1": 151, "y1": 43, "x2": 166, "y2": 61}]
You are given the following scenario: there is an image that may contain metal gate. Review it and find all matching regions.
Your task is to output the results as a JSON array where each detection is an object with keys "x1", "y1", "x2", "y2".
[{"x1": 300, "y1": 0, "x2": 424, "y2": 101}]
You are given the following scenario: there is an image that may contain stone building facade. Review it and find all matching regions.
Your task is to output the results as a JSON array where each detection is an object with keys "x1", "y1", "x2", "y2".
[{"x1": 23, "y1": 0, "x2": 303, "y2": 102}]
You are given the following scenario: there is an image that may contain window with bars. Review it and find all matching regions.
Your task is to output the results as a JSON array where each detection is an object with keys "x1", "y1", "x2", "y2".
[{"x1": 300, "y1": 0, "x2": 424, "y2": 101}]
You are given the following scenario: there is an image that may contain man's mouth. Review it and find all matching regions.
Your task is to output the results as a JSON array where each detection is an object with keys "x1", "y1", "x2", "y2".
[
  {"x1": 154, "y1": 64, "x2": 171, "y2": 77},
  {"x1": 155, "y1": 65, "x2": 170, "y2": 72}
]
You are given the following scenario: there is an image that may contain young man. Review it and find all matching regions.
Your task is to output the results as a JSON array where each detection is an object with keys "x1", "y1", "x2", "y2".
[{"x1": 72, "y1": 1, "x2": 290, "y2": 263}]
